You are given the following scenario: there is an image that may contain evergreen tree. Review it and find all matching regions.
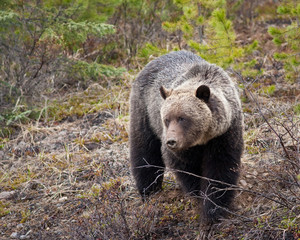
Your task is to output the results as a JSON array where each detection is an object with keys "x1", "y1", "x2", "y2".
[
  {"x1": 0, "y1": 0, "x2": 124, "y2": 126},
  {"x1": 162, "y1": 0, "x2": 259, "y2": 76},
  {"x1": 268, "y1": 0, "x2": 300, "y2": 82},
  {"x1": 0, "y1": 0, "x2": 123, "y2": 95}
]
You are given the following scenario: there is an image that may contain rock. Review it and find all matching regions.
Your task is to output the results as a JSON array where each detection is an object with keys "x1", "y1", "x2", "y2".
[
  {"x1": 16, "y1": 224, "x2": 23, "y2": 229},
  {"x1": 59, "y1": 197, "x2": 68, "y2": 202},
  {"x1": 20, "y1": 230, "x2": 32, "y2": 239},
  {"x1": 0, "y1": 191, "x2": 16, "y2": 199},
  {"x1": 10, "y1": 232, "x2": 18, "y2": 239},
  {"x1": 240, "y1": 180, "x2": 247, "y2": 187}
]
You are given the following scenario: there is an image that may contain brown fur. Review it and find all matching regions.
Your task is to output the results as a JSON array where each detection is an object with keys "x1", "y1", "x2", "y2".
[
  {"x1": 129, "y1": 50, "x2": 244, "y2": 227},
  {"x1": 160, "y1": 87, "x2": 213, "y2": 150}
]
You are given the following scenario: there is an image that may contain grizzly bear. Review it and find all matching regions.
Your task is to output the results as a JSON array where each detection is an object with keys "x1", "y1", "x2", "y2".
[{"x1": 129, "y1": 50, "x2": 244, "y2": 226}]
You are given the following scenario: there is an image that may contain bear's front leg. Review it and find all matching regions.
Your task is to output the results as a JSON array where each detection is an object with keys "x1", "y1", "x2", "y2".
[
  {"x1": 201, "y1": 128, "x2": 242, "y2": 226},
  {"x1": 129, "y1": 102, "x2": 165, "y2": 198}
]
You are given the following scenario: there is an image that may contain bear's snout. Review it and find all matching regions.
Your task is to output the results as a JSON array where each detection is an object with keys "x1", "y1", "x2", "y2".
[
  {"x1": 164, "y1": 120, "x2": 184, "y2": 150},
  {"x1": 166, "y1": 139, "x2": 177, "y2": 149}
]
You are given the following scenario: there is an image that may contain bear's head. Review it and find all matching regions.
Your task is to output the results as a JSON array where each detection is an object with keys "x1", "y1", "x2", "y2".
[{"x1": 160, "y1": 85, "x2": 212, "y2": 151}]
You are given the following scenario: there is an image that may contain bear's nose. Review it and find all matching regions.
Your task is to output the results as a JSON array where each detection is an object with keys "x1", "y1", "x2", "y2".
[{"x1": 166, "y1": 139, "x2": 177, "y2": 148}]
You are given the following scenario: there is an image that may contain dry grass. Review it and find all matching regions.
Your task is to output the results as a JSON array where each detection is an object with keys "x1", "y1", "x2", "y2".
[{"x1": 1, "y1": 72, "x2": 299, "y2": 240}]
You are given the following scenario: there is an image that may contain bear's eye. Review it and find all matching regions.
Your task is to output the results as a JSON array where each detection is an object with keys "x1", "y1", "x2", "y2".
[
  {"x1": 164, "y1": 119, "x2": 170, "y2": 127},
  {"x1": 178, "y1": 117, "x2": 185, "y2": 122}
]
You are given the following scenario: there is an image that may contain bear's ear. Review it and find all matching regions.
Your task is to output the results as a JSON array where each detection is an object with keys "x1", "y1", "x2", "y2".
[
  {"x1": 160, "y1": 86, "x2": 173, "y2": 99},
  {"x1": 196, "y1": 85, "x2": 210, "y2": 103}
]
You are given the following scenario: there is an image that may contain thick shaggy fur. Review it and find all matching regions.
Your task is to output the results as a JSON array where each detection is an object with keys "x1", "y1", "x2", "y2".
[{"x1": 129, "y1": 50, "x2": 244, "y2": 224}]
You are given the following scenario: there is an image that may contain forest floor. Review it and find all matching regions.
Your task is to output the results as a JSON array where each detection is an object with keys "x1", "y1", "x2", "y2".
[{"x1": 0, "y1": 20, "x2": 299, "y2": 239}]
